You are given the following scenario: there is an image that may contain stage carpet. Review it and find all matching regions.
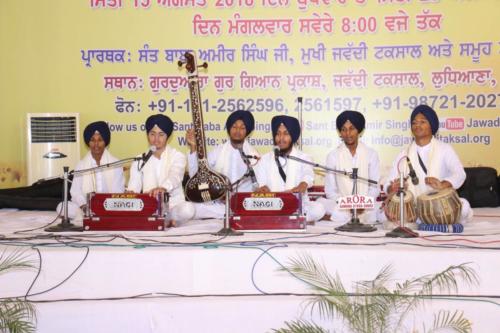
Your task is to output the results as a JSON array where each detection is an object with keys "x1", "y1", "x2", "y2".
[{"x1": 0, "y1": 208, "x2": 499, "y2": 332}]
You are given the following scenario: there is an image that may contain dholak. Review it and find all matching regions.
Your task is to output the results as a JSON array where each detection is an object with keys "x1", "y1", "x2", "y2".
[
  {"x1": 384, "y1": 190, "x2": 417, "y2": 223},
  {"x1": 417, "y1": 188, "x2": 462, "y2": 225}
]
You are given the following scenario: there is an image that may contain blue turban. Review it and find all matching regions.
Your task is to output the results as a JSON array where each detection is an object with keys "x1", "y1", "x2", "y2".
[
  {"x1": 271, "y1": 115, "x2": 301, "y2": 144},
  {"x1": 145, "y1": 114, "x2": 173, "y2": 137},
  {"x1": 336, "y1": 110, "x2": 365, "y2": 132},
  {"x1": 83, "y1": 121, "x2": 110, "y2": 146},
  {"x1": 411, "y1": 105, "x2": 439, "y2": 135},
  {"x1": 226, "y1": 110, "x2": 255, "y2": 136}
]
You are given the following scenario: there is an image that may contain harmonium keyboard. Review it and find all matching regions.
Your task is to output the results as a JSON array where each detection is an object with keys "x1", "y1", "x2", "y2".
[
  {"x1": 229, "y1": 192, "x2": 306, "y2": 232},
  {"x1": 83, "y1": 193, "x2": 165, "y2": 231}
]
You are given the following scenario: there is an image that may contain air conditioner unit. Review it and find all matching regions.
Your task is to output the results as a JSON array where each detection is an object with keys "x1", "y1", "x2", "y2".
[{"x1": 26, "y1": 113, "x2": 80, "y2": 185}]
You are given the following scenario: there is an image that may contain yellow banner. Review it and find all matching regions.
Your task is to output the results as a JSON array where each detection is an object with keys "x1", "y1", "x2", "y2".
[{"x1": 0, "y1": 0, "x2": 498, "y2": 188}]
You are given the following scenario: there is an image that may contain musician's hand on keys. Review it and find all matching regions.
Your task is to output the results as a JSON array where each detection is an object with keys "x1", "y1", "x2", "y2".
[
  {"x1": 290, "y1": 182, "x2": 308, "y2": 194},
  {"x1": 256, "y1": 185, "x2": 270, "y2": 193},
  {"x1": 186, "y1": 128, "x2": 197, "y2": 153},
  {"x1": 149, "y1": 187, "x2": 166, "y2": 198},
  {"x1": 425, "y1": 177, "x2": 452, "y2": 190}
]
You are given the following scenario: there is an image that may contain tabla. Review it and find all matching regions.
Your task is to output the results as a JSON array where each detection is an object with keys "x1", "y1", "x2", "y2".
[
  {"x1": 417, "y1": 188, "x2": 462, "y2": 225},
  {"x1": 384, "y1": 190, "x2": 417, "y2": 223}
]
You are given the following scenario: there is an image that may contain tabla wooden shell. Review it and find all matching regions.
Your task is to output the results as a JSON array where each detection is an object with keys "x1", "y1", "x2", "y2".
[
  {"x1": 384, "y1": 190, "x2": 417, "y2": 223},
  {"x1": 417, "y1": 188, "x2": 462, "y2": 225}
]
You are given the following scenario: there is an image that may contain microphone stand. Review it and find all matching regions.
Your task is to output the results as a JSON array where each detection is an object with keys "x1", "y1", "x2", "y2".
[
  {"x1": 213, "y1": 145, "x2": 261, "y2": 236},
  {"x1": 213, "y1": 178, "x2": 243, "y2": 236},
  {"x1": 239, "y1": 151, "x2": 259, "y2": 192},
  {"x1": 297, "y1": 97, "x2": 303, "y2": 151},
  {"x1": 334, "y1": 167, "x2": 377, "y2": 232},
  {"x1": 45, "y1": 156, "x2": 141, "y2": 232},
  {"x1": 281, "y1": 153, "x2": 377, "y2": 232},
  {"x1": 385, "y1": 170, "x2": 418, "y2": 238}
]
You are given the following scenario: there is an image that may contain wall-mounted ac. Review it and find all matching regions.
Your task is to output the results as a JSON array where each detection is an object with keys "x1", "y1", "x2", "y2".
[{"x1": 26, "y1": 113, "x2": 80, "y2": 185}]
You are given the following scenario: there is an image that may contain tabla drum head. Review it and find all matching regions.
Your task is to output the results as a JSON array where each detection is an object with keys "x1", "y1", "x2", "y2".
[
  {"x1": 417, "y1": 188, "x2": 461, "y2": 225},
  {"x1": 384, "y1": 190, "x2": 417, "y2": 223}
]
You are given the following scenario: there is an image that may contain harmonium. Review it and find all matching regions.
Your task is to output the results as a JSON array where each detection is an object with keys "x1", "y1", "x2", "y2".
[
  {"x1": 229, "y1": 192, "x2": 306, "y2": 231},
  {"x1": 83, "y1": 193, "x2": 166, "y2": 231}
]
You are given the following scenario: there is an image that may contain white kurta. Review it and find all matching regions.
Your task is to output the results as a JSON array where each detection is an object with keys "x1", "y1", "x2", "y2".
[
  {"x1": 317, "y1": 142, "x2": 381, "y2": 224},
  {"x1": 385, "y1": 138, "x2": 472, "y2": 224},
  {"x1": 128, "y1": 146, "x2": 194, "y2": 222},
  {"x1": 255, "y1": 147, "x2": 325, "y2": 222},
  {"x1": 187, "y1": 140, "x2": 260, "y2": 219},
  {"x1": 70, "y1": 150, "x2": 125, "y2": 207},
  {"x1": 60, "y1": 149, "x2": 125, "y2": 219}
]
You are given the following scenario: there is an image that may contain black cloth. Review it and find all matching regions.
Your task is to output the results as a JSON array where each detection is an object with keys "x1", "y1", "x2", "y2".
[
  {"x1": 458, "y1": 167, "x2": 499, "y2": 208},
  {"x1": 0, "y1": 178, "x2": 69, "y2": 211},
  {"x1": 0, "y1": 195, "x2": 61, "y2": 211},
  {"x1": 498, "y1": 175, "x2": 500, "y2": 206},
  {"x1": 275, "y1": 156, "x2": 287, "y2": 183},
  {"x1": 417, "y1": 152, "x2": 427, "y2": 175}
]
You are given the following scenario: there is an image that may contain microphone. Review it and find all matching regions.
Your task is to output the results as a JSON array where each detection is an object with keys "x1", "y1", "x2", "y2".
[
  {"x1": 238, "y1": 147, "x2": 259, "y2": 190},
  {"x1": 406, "y1": 157, "x2": 419, "y2": 185},
  {"x1": 241, "y1": 153, "x2": 259, "y2": 160},
  {"x1": 273, "y1": 146, "x2": 282, "y2": 158},
  {"x1": 139, "y1": 146, "x2": 157, "y2": 171}
]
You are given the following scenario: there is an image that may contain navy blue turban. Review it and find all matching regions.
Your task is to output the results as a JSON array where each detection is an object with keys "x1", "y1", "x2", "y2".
[
  {"x1": 83, "y1": 121, "x2": 110, "y2": 146},
  {"x1": 271, "y1": 115, "x2": 301, "y2": 144},
  {"x1": 336, "y1": 110, "x2": 365, "y2": 132},
  {"x1": 226, "y1": 110, "x2": 255, "y2": 136},
  {"x1": 411, "y1": 105, "x2": 439, "y2": 135},
  {"x1": 145, "y1": 114, "x2": 173, "y2": 137}
]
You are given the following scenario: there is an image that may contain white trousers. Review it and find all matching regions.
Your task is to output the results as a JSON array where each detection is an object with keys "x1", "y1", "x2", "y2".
[
  {"x1": 303, "y1": 200, "x2": 326, "y2": 223},
  {"x1": 169, "y1": 201, "x2": 195, "y2": 224},
  {"x1": 193, "y1": 201, "x2": 226, "y2": 220}
]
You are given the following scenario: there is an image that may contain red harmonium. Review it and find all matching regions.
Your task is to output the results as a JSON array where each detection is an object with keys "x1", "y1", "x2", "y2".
[
  {"x1": 229, "y1": 192, "x2": 306, "y2": 231},
  {"x1": 308, "y1": 185, "x2": 326, "y2": 201},
  {"x1": 83, "y1": 193, "x2": 165, "y2": 231}
]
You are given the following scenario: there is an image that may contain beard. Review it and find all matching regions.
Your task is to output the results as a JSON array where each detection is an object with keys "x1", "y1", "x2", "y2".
[
  {"x1": 230, "y1": 137, "x2": 245, "y2": 146},
  {"x1": 343, "y1": 138, "x2": 357, "y2": 147},
  {"x1": 281, "y1": 145, "x2": 293, "y2": 155},
  {"x1": 276, "y1": 142, "x2": 293, "y2": 155},
  {"x1": 90, "y1": 149, "x2": 104, "y2": 161}
]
